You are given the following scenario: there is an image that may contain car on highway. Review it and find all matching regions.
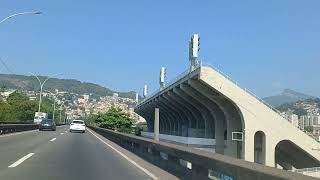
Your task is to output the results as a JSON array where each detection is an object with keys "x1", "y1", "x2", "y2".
[
  {"x1": 69, "y1": 120, "x2": 86, "y2": 133},
  {"x1": 39, "y1": 119, "x2": 56, "y2": 131}
]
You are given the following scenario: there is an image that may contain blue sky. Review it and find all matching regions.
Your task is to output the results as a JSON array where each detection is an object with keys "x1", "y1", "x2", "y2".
[{"x1": 0, "y1": 0, "x2": 319, "y2": 98}]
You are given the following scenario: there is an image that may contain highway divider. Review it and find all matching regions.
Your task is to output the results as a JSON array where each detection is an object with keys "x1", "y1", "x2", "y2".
[
  {"x1": 0, "y1": 124, "x2": 38, "y2": 135},
  {"x1": 88, "y1": 125, "x2": 317, "y2": 180}
]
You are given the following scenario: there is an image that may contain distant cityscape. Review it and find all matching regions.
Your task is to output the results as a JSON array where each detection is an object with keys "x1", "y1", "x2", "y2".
[
  {"x1": 0, "y1": 88, "x2": 146, "y2": 124},
  {"x1": 2, "y1": 87, "x2": 319, "y2": 131},
  {"x1": 280, "y1": 100, "x2": 320, "y2": 140}
]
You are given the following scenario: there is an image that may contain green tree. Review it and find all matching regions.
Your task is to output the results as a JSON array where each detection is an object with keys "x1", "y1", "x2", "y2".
[
  {"x1": 7, "y1": 91, "x2": 29, "y2": 105},
  {"x1": 6, "y1": 92, "x2": 37, "y2": 122},
  {"x1": 304, "y1": 126, "x2": 313, "y2": 132},
  {"x1": 0, "y1": 99, "x2": 13, "y2": 121},
  {"x1": 90, "y1": 106, "x2": 134, "y2": 133}
]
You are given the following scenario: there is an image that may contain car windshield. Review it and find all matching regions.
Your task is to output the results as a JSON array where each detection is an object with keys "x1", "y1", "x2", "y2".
[
  {"x1": 41, "y1": 120, "x2": 53, "y2": 124},
  {"x1": 73, "y1": 121, "x2": 84, "y2": 124}
]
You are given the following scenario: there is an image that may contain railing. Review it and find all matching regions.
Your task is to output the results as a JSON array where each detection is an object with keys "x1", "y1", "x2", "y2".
[
  {"x1": 138, "y1": 70, "x2": 189, "y2": 105},
  {"x1": 89, "y1": 125, "x2": 315, "y2": 180},
  {"x1": 0, "y1": 121, "x2": 33, "y2": 124},
  {"x1": 0, "y1": 124, "x2": 39, "y2": 135},
  {"x1": 138, "y1": 67, "x2": 199, "y2": 105},
  {"x1": 292, "y1": 167, "x2": 320, "y2": 174}
]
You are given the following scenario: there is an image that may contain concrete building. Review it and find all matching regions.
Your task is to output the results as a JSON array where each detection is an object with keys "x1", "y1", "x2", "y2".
[
  {"x1": 83, "y1": 94, "x2": 89, "y2": 101},
  {"x1": 300, "y1": 115, "x2": 320, "y2": 129},
  {"x1": 281, "y1": 111, "x2": 299, "y2": 128},
  {"x1": 135, "y1": 34, "x2": 320, "y2": 170}
]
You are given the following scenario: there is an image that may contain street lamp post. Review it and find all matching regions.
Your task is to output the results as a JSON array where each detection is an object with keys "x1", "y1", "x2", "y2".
[
  {"x1": 44, "y1": 90, "x2": 57, "y2": 121},
  {"x1": 29, "y1": 73, "x2": 60, "y2": 112},
  {"x1": 0, "y1": 11, "x2": 42, "y2": 25},
  {"x1": 59, "y1": 105, "x2": 64, "y2": 123}
]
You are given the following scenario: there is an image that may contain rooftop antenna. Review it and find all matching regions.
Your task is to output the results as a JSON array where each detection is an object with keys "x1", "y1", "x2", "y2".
[
  {"x1": 159, "y1": 67, "x2": 166, "y2": 90},
  {"x1": 189, "y1": 34, "x2": 200, "y2": 72},
  {"x1": 143, "y1": 85, "x2": 148, "y2": 98}
]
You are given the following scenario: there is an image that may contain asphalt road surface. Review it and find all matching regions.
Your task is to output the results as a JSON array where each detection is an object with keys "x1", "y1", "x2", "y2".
[{"x1": 0, "y1": 126, "x2": 154, "y2": 180}]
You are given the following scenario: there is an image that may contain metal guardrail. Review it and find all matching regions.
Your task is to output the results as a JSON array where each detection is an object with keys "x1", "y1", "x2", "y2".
[
  {"x1": 292, "y1": 167, "x2": 320, "y2": 174},
  {"x1": 0, "y1": 121, "x2": 33, "y2": 124},
  {"x1": 137, "y1": 61, "x2": 318, "y2": 142},
  {"x1": 139, "y1": 68, "x2": 194, "y2": 105},
  {"x1": 89, "y1": 126, "x2": 316, "y2": 180},
  {"x1": 0, "y1": 124, "x2": 39, "y2": 135}
]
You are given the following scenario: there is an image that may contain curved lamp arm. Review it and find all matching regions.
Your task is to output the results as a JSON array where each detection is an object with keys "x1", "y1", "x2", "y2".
[{"x1": 0, "y1": 11, "x2": 41, "y2": 25}]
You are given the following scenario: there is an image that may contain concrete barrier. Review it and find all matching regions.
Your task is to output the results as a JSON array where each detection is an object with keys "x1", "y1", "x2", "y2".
[
  {"x1": 89, "y1": 126, "x2": 317, "y2": 180},
  {"x1": 0, "y1": 124, "x2": 39, "y2": 135}
]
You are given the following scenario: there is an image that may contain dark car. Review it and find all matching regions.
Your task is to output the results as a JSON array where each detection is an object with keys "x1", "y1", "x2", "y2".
[{"x1": 39, "y1": 119, "x2": 56, "y2": 131}]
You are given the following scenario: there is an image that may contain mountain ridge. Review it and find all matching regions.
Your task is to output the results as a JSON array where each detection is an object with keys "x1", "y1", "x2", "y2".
[
  {"x1": 0, "y1": 74, "x2": 136, "y2": 99},
  {"x1": 263, "y1": 89, "x2": 315, "y2": 107}
]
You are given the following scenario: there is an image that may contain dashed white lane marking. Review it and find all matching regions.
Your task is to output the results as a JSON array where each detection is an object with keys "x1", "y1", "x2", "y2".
[
  {"x1": 0, "y1": 130, "x2": 38, "y2": 138},
  {"x1": 60, "y1": 133, "x2": 64, "y2": 135},
  {"x1": 87, "y1": 129, "x2": 158, "y2": 180},
  {"x1": 8, "y1": 153, "x2": 34, "y2": 168},
  {"x1": 50, "y1": 138, "x2": 56, "y2": 142}
]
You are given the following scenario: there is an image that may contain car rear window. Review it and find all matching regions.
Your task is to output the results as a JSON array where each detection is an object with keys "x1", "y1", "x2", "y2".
[
  {"x1": 73, "y1": 121, "x2": 84, "y2": 124},
  {"x1": 41, "y1": 120, "x2": 53, "y2": 124}
]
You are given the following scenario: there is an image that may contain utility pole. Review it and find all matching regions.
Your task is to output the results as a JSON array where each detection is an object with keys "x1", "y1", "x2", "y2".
[
  {"x1": 59, "y1": 104, "x2": 63, "y2": 123},
  {"x1": 59, "y1": 109, "x2": 62, "y2": 123}
]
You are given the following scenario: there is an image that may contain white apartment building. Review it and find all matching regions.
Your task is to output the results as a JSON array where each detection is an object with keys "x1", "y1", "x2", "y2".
[
  {"x1": 281, "y1": 111, "x2": 299, "y2": 128},
  {"x1": 299, "y1": 115, "x2": 320, "y2": 129}
]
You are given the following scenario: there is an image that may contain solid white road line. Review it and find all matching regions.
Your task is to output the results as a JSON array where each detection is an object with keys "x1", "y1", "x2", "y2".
[
  {"x1": 50, "y1": 138, "x2": 56, "y2": 142},
  {"x1": 0, "y1": 130, "x2": 38, "y2": 138},
  {"x1": 60, "y1": 133, "x2": 64, "y2": 135},
  {"x1": 87, "y1": 129, "x2": 158, "y2": 180},
  {"x1": 8, "y1": 153, "x2": 35, "y2": 168}
]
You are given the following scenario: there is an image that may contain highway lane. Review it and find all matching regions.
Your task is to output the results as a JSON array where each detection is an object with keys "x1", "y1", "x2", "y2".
[
  {"x1": 0, "y1": 126, "x2": 67, "y2": 170},
  {"x1": 0, "y1": 126, "x2": 153, "y2": 180}
]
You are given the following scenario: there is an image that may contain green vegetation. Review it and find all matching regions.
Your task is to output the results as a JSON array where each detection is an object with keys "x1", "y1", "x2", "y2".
[
  {"x1": 86, "y1": 106, "x2": 135, "y2": 133},
  {"x1": 134, "y1": 122, "x2": 148, "y2": 136},
  {"x1": 277, "y1": 102, "x2": 308, "y2": 116},
  {"x1": 0, "y1": 74, "x2": 136, "y2": 99},
  {"x1": 0, "y1": 91, "x2": 65, "y2": 123},
  {"x1": 304, "y1": 126, "x2": 313, "y2": 132}
]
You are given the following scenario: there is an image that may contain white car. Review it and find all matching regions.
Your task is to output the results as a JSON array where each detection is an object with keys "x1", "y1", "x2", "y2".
[{"x1": 69, "y1": 120, "x2": 86, "y2": 133}]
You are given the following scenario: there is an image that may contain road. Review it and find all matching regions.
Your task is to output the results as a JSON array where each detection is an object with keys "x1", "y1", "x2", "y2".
[{"x1": 0, "y1": 126, "x2": 154, "y2": 180}]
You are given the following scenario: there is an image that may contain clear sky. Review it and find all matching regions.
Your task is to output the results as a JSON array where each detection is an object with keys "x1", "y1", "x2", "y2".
[{"x1": 0, "y1": 0, "x2": 319, "y2": 98}]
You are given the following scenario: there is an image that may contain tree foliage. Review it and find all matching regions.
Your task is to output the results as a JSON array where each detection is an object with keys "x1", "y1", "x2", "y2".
[
  {"x1": 88, "y1": 106, "x2": 134, "y2": 133},
  {"x1": 304, "y1": 126, "x2": 313, "y2": 132},
  {"x1": 0, "y1": 91, "x2": 64, "y2": 123}
]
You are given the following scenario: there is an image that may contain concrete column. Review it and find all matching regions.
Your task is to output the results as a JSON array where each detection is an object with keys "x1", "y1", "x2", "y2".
[
  {"x1": 154, "y1": 108, "x2": 160, "y2": 141},
  {"x1": 215, "y1": 118, "x2": 225, "y2": 154},
  {"x1": 265, "y1": 141, "x2": 276, "y2": 167}
]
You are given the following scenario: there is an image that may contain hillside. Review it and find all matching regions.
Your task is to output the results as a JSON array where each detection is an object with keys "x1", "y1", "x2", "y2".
[
  {"x1": 277, "y1": 98, "x2": 320, "y2": 116},
  {"x1": 263, "y1": 89, "x2": 314, "y2": 107},
  {"x1": 0, "y1": 74, "x2": 136, "y2": 99}
]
